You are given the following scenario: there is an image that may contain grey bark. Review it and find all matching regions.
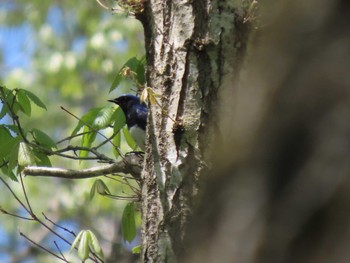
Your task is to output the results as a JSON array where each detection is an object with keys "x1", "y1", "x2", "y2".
[{"x1": 137, "y1": 1, "x2": 252, "y2": 262}]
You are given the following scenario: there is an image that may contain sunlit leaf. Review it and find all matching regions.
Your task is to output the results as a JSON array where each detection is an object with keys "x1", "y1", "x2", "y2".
[
  {"x1": 140, "y1": 88, "x2": 148, "y2": 104},
  {"x1": 71, "y1": 107, "x2": 102, "y2": 136},
  {"x1": 70, "y1": 231, "x2": 84, "y2": 252},
  {"x1": 92, "y1": 106, "x2": 114, "y2": 129},
  {"x1": 78, "y1": 231, "x2": 90, "y2": 261},
  {"x1": 18, "y1": 142, "x2": 36, "y2": 166},
  {"x1": 122, "y1": 202, "x2": 136, "y2": 242},
  {"x1": 132, "y1": 245, "x2": 141, "y2": 254},
  {"x1": 111, "y1": 106, "x2": 126, "y2": 133},
  {"x1": 80, "y1": 126, "x2": 96, "y2": 158},
  {"x1": 87, "y1": 230, "x2": 104, "y2": 260}
]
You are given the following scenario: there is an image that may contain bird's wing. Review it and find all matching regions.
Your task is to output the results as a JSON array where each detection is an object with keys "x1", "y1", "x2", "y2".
[
  {"x1": 134, "y1": 105, "x2": 148, "y2": 130},
  {"x1": 127, "y1": 104, "x2": 147, "y2": 130}
]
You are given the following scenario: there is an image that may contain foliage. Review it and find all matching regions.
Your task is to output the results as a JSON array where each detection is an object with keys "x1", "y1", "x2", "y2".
[{"x1": 0, "y1": 0, "x2": 144, "y2": 261}]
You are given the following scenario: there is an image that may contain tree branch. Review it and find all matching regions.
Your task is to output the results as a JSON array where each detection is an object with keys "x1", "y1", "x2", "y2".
[{"x1": 23, "y1": 154, "x2": 143, "y2": 179}]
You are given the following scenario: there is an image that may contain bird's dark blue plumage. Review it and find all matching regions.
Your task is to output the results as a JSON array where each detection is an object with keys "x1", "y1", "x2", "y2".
[{"x1": 108, "y1": 94, "x2": 147, "y2": 150}]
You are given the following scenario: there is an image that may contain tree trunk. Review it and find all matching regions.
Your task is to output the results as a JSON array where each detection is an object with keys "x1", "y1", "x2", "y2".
[{"x1": 138, "y1": 1, "x2": 252, "y2": 262}]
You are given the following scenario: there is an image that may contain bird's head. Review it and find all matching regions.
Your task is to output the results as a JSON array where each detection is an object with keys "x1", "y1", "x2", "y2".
[{"x1": 108, "y1": 94, "x2": 143, "y2": 114}]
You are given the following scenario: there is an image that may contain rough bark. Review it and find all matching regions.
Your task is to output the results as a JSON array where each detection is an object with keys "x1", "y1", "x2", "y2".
[{"x1": 138, "y1": 1, "x2": 252, "y2": 262}]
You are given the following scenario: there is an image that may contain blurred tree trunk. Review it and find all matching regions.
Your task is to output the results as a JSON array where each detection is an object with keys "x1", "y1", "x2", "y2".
[
  {"x1": 183, "y1": 0, "x2": 350, "y2": 263},
  {"x1": 138, "y1": 1, "x2": 253, "y2": 262}
]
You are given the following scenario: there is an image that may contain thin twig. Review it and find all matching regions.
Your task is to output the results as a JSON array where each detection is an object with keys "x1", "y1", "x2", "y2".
[
  {"x1": 0, "y1": 208, "x2": 34, "y2": 221},
  {"x1": 54, "y1": 241, "x2": 67, "y2": 262},
  {"x1": 20, "y1": 232, "x2": 69, "y2": 262},
  {"x1": 42, "y1": 212, "x2": 76, "y2": 237},
  {"x1": 60, "y1": 106, "x2": 124, "y2": 158},
  {"x1": 19, "y1": 173, "x2": 35, "y2": 217},
  {"x1": 0, "y1": 176, "x2": 30, "y2": 214}
]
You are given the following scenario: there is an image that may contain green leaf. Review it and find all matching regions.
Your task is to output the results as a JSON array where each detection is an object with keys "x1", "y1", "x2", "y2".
[
  {"x1": 0, "y1": 165, "x2": 18, "y2": 182},
  {"x1": 0, "y1": 102, "x2": 9, "y2": 120},
  {"x1": 71, "y1": 107, "x2": 102, "y2": 136},
  {"x1": 136, "y1": 55, "x2": 146, "y2": 85},
  {"x1": 8, "y1": 142, "x2": 19, "y2": 172},
  {"x1": 5, "y1": 91, "x2": 20, "y2": 114},
  {"x1": 23, "y1": 90, "x2": 47, "y2": 110},
  {"x1": 111, "y1": 106, "x2": 126, "y2": 133},
  {"x1": 32, "y1": 148, "x2": 52, "y2": 167},
  {"x1": 70, "y1": 230, "x2": 84, "y2": 252},
  {"x1": 18, "y1": 142, "x2": 36, "y2": 166},
  {"x1": 0, "y1": 126, "x2": 18, "y2": 159},
  {"x1": 17, "y1": 89, "x2": 31, "y2": 116},
  {"x1": 109, "y1": 57, "x2": 139, "y2": 93},
  {"x1": 122, "y1": 202, "x2": 136, "y2": 242},
  {"x1": 112, "y1": 131, "x2": 121, "y2": 158},
  {"x1": 79, "y1": 126, "x2": 96, "y2": 158},
  {"x1": 90, "y1": 179, "x2": 111, "y2": 199},
  {"x1": 87, "y1": 230, "x2": 104, "y2": 260},
  {"x1": 90, "y1": 180, "x2": 97, "y2": 200},
  {"x1": 92, "y1": 106, "x2": 114, "y2": 129},
  {"x1": 132, "y1": 245, "x2": 141, "y2": 254},
  {"x1": 32, "y1": 128, "x2": 57, "y2": 149},
  {"x1": 96, "y1": 179, "x2": 111, "y2": 196},
  {"x1": 78, "y1": 231, "x2": 90, "y2": 261},
  {"x1": 123, "y1": 126, "x2": 136, "y2": 150}
]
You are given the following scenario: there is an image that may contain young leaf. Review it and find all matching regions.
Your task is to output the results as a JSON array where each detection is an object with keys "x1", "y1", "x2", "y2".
[
  {"x1": 79, "y1": 126, "x2": 96, "y2": 158},
  {"x1": 17, "y1": 89, "x2": 31, "y2": 116},
  {"x1": 140, "y1": 88, "x2": 148, "y2": 104},
  {"x1": 87, "y1": 230, "x2": 104, "y2": 260},
  {"x1": 70, "y1": 230, "x2": 84, "y2": 252},
  {"x1": 132, "y1": 245, "x2": 141, "y2": 254},
  {"x1": 95, "y1": 179, "x2": 111, "y2": 196},
  {"x1": 92, "y1": 106, "x2": 114, "y2": 129},
  {"x1": 123, "y1": 126, "x2": 136, "y2": 150},
  {"x1": 71, "y1": 107, "x2": 102, "y2": 136},
  {"x1": 90, "y1": 180, "x2": 97, "y2": 200},
  {"x1": 111, "y1": 106, "x2": 126, "y2": 134},
  {"x1": 23, "y1": 89, "x2": 47, "y2": 110},
  {"x1": 122, "y1": 202, "x2": 136, "y2": 242},
  {"x1": 78, "y1": 231, "x2": 90, "y2": 261},
  {"x1": 109, "y1": 57, "x2": 140, "y2": 93},
  {"x1": 32, "y1": 128, "x2": 57, "y2": 149},
  {"x1": 18, "y1": 142, "x2": 36, "y2": 166}
]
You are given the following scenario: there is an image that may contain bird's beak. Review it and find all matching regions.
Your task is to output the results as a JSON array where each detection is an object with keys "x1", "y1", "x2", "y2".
[{"x1": 108, "y1": 99, "x2": 117, "y2": 103}]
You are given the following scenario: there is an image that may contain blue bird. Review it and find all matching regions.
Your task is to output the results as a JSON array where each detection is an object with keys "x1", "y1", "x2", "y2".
[{"x1": 108, "y1": 94, "x2": 147, "y2": 151}]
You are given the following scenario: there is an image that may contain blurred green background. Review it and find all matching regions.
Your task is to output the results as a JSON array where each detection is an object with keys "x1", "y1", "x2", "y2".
[{"x1": 0, "y1": 0, "x2": 144, "y2": 262}]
